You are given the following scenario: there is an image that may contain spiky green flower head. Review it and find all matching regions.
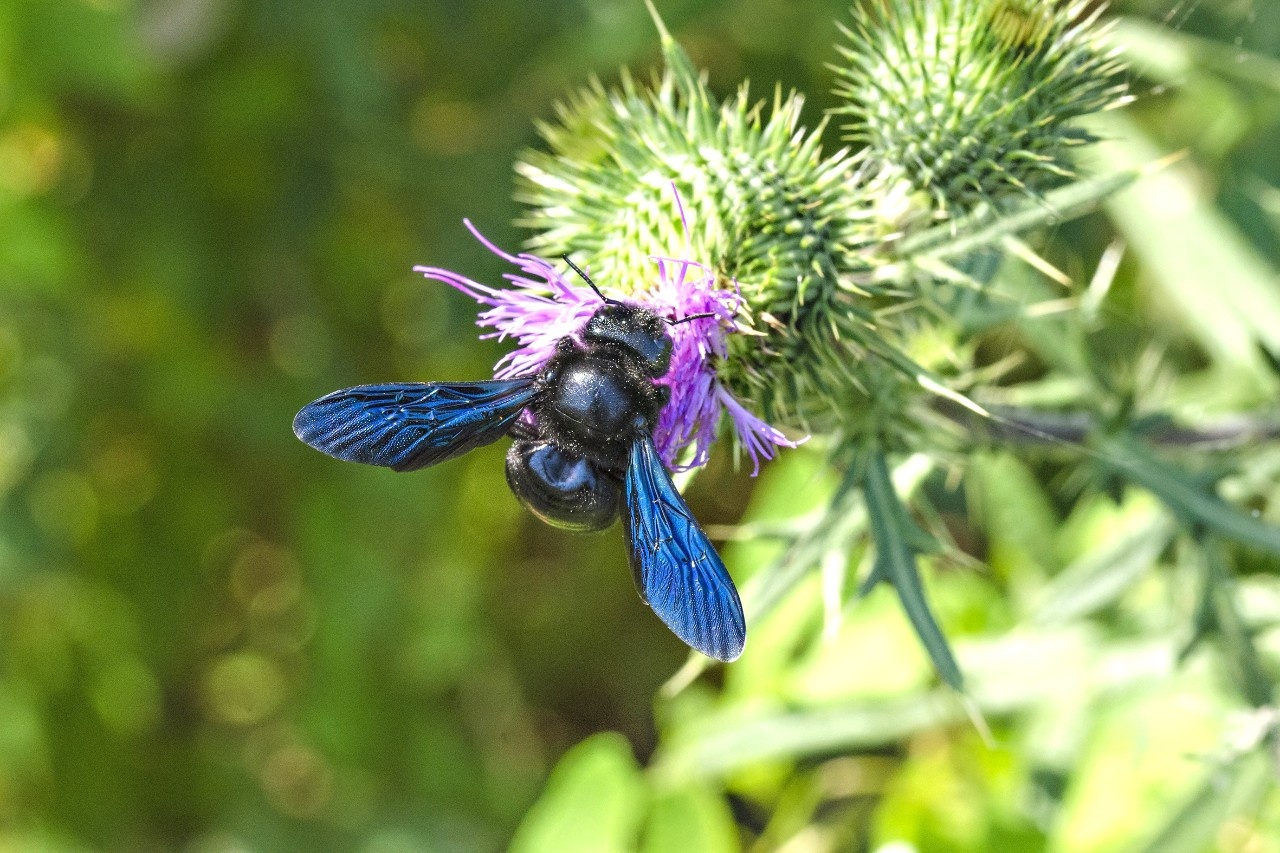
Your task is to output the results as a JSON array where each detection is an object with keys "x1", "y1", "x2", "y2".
[
  {"x1": 516, "y1": 6, "x2": 916, "y2": 434},
  {"x1": 833, "y1": 0, "x2": 1127, "y2": 220}
]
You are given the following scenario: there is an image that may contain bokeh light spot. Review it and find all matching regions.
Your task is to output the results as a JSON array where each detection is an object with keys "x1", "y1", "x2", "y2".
[
  {"x1": 261, "y1": 742, "x2": 334, "y2": 819},
  {"x1": 379, "y1": 276, "x2": 449, "y2": 350},
  {"x1": 0, "y1": 123, "x2": 64, "y2": 199},
  {"x1": 21, "y1": 356, "x2": 73, "y2": 422},
  {"x1": 0, "y1": 325, "x2": 21, "y2": 382},
  {"x1": 230, "y1": 540, "x2": 302, "y2": 613},
  {"x1": 181, "y1": 832, "x2": 253, "y2": 853},
  {"x1": 91, "y1": 658, "x2": 162, "y2": 737},
  {"x1": 203, "y1": 652, "x2": 286, "y2": 727},
  {"x1": 411, "y1": 98, "x2": 483, "y2": 157},
  {"x1": 28, "y1": 470, "x2": 98, "y2": 546},
  {"x1": 89, "y1": 436, "x2": 159, "y2": 516},
  {"x1": 0, "y1": 421, "x2": 33, "y2": 501},
  {"x1": 270, "y1": 313, "x2": 332, "y2": 379}
]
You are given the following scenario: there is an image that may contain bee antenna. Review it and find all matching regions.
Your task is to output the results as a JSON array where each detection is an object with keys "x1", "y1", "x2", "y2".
[
  {"x1": 562, "y1": 255, "x2": 620, "y2": 306},
  {"x1": 667, "y1": 312, "x2": 717, "y2": 327}
]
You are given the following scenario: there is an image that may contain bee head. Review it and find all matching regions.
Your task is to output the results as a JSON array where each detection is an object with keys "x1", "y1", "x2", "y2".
[{"x1": 582, "y1": 303, "x2": 672, "y2": 378}]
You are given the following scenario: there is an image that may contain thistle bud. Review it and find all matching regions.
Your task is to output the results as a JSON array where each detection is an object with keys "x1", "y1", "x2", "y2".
[{"x1": 832, "y1": 0, "x2": 1127, "y2": 217}]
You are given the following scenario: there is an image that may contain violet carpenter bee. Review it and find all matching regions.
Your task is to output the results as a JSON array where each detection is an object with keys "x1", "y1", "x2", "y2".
[{"x1": 293, "y1": 260, "x2": 746, "y2": 662}]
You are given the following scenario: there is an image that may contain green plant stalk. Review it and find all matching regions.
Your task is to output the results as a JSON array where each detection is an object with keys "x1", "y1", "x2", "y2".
[{"x1": 860, "y1": 446, "x2": 964, "y2": 691}]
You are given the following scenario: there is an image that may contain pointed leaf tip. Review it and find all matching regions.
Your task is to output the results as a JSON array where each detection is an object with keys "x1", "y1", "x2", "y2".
[
  {"x1": 643, "y1": 0, "x2": 673, "y2": 45},
  {"x1": 863, "y1": 449, "x2": 965, "y2": 692},
  {"x1": 642, "y1": 0, "x2": 700, "y2": 94}
]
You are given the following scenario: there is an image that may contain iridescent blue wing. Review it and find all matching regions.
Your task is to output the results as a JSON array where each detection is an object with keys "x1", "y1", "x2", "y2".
[
  {"x1": 622, "y1": 432, "x2": 746, "y2": 661},
  {"x1": 293, "y1": 380, "x2": 538, "y2": 472}
]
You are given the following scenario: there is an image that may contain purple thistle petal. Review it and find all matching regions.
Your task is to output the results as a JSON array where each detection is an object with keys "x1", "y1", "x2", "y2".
[
  {"x1": 414, "y1": 220, "x2": 598, "y2": 378},
  {"x1": 415, "y1": 217, "x2": 804, "y2": 474},
  {"x1": 716, "y1": 386, "x2": 806, "y2": 475}
]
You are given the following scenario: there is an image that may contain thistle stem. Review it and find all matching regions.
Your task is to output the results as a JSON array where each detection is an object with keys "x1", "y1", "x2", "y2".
[{"x1": 935, "y1": 400, "x2": 1280, "y2": 450}]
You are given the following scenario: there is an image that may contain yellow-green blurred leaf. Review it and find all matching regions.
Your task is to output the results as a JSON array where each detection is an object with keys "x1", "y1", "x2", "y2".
[
  {"x1": 641, "y1": 784, "x2": 738, "y2": 853},
  {"x1": 510, "y1": 733, "x2": 648, "y2": 853}
]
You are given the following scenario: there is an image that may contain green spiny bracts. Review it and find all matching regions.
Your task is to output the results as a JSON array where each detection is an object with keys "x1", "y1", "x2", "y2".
[
  {"x1": 516, "y1": 16, "x2": 911, "y2": 430},
  {"x1": 832, "y1": 0, "x2": 1127, "y2": 219}
]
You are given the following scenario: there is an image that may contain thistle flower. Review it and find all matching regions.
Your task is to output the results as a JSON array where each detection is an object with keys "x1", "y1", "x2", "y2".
[{"x1": 413, "y1": 219, "x2": 800, "y2": 474}]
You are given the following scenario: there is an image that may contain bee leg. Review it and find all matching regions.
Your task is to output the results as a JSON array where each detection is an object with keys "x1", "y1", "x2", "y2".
[{"x1": 507, "y1": 417, "x2": 541, "y2": 442}]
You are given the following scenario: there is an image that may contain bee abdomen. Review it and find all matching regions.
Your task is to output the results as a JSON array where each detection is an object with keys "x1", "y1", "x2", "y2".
[{"x1": 505, "y1": 440, "x2": 620, "y2": 532}]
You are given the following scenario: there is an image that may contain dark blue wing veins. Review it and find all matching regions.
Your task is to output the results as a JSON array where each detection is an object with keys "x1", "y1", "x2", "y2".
[
  {"x1": 622, "y1": 432, "x2": 746, "y2": 662},
  {"x1": 293, "y1": 380, "x2": 539, "y2": 472}
]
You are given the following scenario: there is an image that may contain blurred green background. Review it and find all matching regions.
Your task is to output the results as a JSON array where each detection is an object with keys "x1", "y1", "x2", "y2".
[{"x1": 3, "y1": 1, "x2": 1280, "y2": 851}]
